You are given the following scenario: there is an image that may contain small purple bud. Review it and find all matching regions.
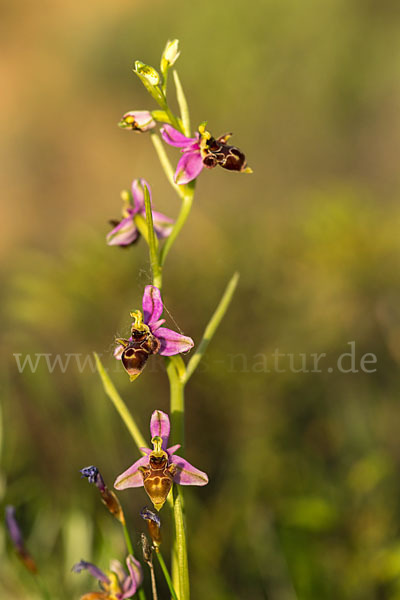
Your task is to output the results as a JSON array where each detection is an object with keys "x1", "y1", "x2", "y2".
[
  {"x1": 140, "y1": 507, "x2": 161, "y2": 527},
  {"x1": 5, "y1": 505, "x2": 37, "y2": 573},
  {"x1": 140, "y1": 506, "x2": 162, "y2": 548},
  {"x1": 80, "y1": 466, "x2": 106, "y2": 492}
]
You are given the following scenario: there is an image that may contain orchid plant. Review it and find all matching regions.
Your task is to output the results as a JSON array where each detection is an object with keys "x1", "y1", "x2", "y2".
[{"x1": 5, "y1": 39, "x2": 250, "y2": 600}]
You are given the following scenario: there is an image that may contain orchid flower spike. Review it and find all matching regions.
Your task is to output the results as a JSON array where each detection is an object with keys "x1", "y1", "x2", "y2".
[
  {"x1": 107, "y1": 179, "x2": 173, "y2": 247},
  {"x1": 115, "y1": 410, "x2": 208, "y2": 510},
  {"x1": 114, "y1": 285, "x2": 194, "y2": 381},
  {"x1": 118, "y1": 110, "x2": 156, "y2": 132},
  {"x1": 161, "y1": 123, "x2": 252, "y2": 184},
  {"x1": 72, "y1": 556, "x2": 143, "y2": 600}
]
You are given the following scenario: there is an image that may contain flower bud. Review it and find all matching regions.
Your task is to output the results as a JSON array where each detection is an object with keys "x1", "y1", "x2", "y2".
[
  {"x1": 134, "y1": 61, "x2": 160, "y2": 86},
  {"x1": 140, "y1": 507, "x2": 162, "y2": 549},
  {"x1": 119, "y1": 111, "x2": 156, "y2": 132},
  {"x1": 160, "y1": 39, "x2": 180, "y2": 73}
]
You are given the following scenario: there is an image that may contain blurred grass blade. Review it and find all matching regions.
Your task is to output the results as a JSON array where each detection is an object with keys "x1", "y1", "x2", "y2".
[
  {"x1": 184, "y1": 272, "x2": 240, "y2": 383},
  {"x1": 173, "y1": 71, "x2": 191, "y2": 137},
  {"x1": 94, "y1": 353, "x2": 147, "y2": 451}
]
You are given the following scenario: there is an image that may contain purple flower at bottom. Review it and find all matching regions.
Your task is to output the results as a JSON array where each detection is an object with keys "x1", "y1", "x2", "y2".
[
  {"x1": 72, "y1": 555, "x2": 143, "y2": 600},
  {"x1": 161, "y1": 123, "x2": 252, "y2": 184},
  {"x1": 114, "y1": 410, "x2": 208, "y2": 510},
  {"x1": 115, "y1": 285, "x2": 194, "y2": 381},
  {"x1": 107, "y1": 179, "x2": 173, "y2": 247}
]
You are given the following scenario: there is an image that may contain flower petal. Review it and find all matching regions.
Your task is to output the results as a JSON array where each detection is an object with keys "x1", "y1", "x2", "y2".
[
  {"x1": 114, "y1": 456, "x2": 149, "y2": 489},
  {"x1": 106, "y1": 216, "x2": 139, "y2": 246},
  {"x1": 142, "y1": 285, "x2": 164, "y2": 327},
  {"x1": 174, "y1": 150, "x2": 204, "y2": 185},
  {"x1": 121, "y1": 555, "x2": 143, "y2": 598},
  {"x1": 5, "y1": 506, "x2": 24, "y2": 551},
  {"x1": 156, "y1": 327, "x2": 194, "y2": 356},
  {"x1": 81, "y1": 593, "x2": 109, "y2": 600},
  {"x1": 140, "y1": 447, "x2": 152, "y2": 455},
  {"x1": 150, "y1": 410, "x2": 170, "y2": 449},
  {"x1": 149, "y1": 318, "x2": 166, "y2": 332},
  {"x1": 152, "y1": 210, "x2": 174, "y2": 239},
  {"x1": 71, "y1": 560, "x2": 110, "y2": 585},
  {"x1": 109, "y1": 559, "x2": 127, "y2": 583},
  {"x1": 114, "y1": 344, "x2": 124, "y2": 360},
  {"x1": 161, "y1": 124, "x2": 198, "y2": 148},
  {"x1": 167, "y1": 444, "x2": 181, "y2": 455},
  {"x1": 131, "y1": 178, "x2": 152, "y2": 212},
  {"x1": 170, "y1": 455, "x2": 209, "y2": 486}
]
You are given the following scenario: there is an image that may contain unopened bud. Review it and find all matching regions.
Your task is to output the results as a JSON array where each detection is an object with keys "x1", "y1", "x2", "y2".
[
  {"x1": 118, "y1": 111, "x2": 156, "y2": 132},
  {"x1": 161, "y1": 39, "x2": 180, "y2": 73},
  {"x1": 140, "y1": 507, "x2": 161, "y2": 549},
  {"x1": 134, "y1": 61, "x2": 160, "y2": 86}
]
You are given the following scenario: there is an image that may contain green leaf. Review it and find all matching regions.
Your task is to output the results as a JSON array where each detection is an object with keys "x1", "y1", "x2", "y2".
[
  {"x1": 94, "y1": 353, "x2": 147, "y2": 451},
  {"x1": 173, "y1": 71, "x2": 191, "y2": 137},
  {"x1": 184, "y1": 272, "x2": 240, "y2": 383},
  {"x1": 143, "y1": 184, "x2": 162, "y2": 288}
]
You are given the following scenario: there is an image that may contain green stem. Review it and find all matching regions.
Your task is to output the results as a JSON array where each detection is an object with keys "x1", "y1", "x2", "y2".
[
  {"x1": 159, "y1": 90, "x2": 183, "y2": 132},
  {"x1": 160, "y1": 190, "x2": 194, "y2": 267},
  {"x1": 165, "y1": 358, "x2": 189, "y2": 599},
  {"x1": 156, "y1": 552, "x2": 179, "y2": 600},
  {"x1": 184, "y1": 271, "x2": 240, "y2": 383},
  {"x1": 166, "y1": 358, "x2": 185, "y2": 447},
  {"x1": 172, "y1": 487, "x2": 189, "y2": 600},
  {"x1": 94, "y1": 353, "x2": 147, "y2": 451},
  {"x1": 122, "y1": 521, "x2": 134, "y2": 555},
  {"x1": 35, "y1": 576, "x2": 51, "y2": 600}
]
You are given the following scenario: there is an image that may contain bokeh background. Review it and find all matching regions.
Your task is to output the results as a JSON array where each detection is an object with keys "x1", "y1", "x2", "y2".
[{"x1": 2, "y1": 0, "x2": 400, "y2": 598}]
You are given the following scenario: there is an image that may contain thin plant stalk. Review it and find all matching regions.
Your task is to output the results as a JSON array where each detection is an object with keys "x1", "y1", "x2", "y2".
[{"x1": 148, "y1": 561, "x2": 158, "y2": 600}]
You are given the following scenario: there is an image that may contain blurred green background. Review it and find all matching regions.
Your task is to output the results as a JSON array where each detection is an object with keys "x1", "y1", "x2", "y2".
[{"x1": 2, "y1": 0, "x2": 400, "y2": 598}]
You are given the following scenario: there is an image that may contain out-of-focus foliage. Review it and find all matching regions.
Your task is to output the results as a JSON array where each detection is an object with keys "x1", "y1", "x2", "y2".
[{"x1": 2, "y1": 0, "x2": 400, "y2": 598}]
